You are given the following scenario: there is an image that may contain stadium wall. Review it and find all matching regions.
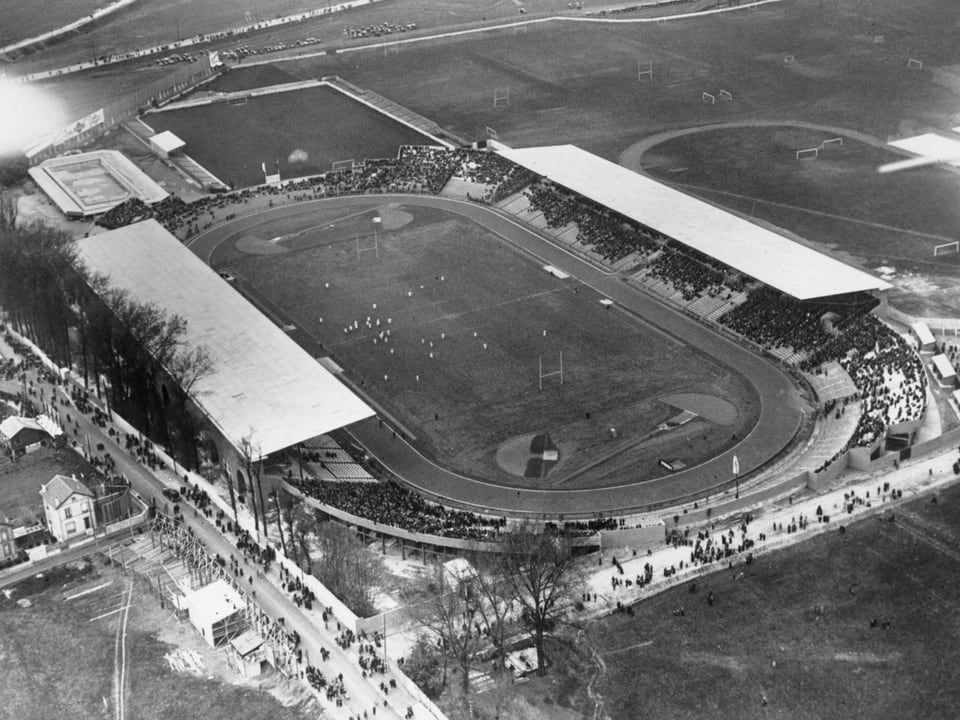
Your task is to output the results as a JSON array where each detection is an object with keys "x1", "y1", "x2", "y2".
[{"x1": 26, "y1": 57, "x2": 220, "y2": 162}]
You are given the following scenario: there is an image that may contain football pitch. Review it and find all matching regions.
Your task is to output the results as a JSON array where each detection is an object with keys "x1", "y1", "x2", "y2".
[
  {"x1": 212, "y1": 200, "x2": 760, "y2": 489},
  {"x1": 144, "y1": 84, "x2": 439, "y2": 188}
]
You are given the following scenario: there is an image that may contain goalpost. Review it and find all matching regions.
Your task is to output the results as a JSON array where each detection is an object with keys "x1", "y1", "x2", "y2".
[
  {"x1": 718, "y1": 89, "x2": 733, "y2": 102},
  {"x1": 384, "y1": 43, "x2": 400, "y2": 56},
  {"x1": 493, "y1": 87, "x2": 510, "y2": 108},
  {"x1": 701, "y1": 91, "x2": 716, "y2": 105},
  {"x1": 783, "y1": 55, "x2": 796, "y2": 64},
  {"x1": 637, "y1": 60, "x2": 653, "y2": 82},
  {"x1": 538, "y1": 352, "x2": 564, "y2": 391},
  {"x1": 485, "y1": 126, "x2": 498, "y2": 141},
  {"x1": 356, "y1": 231, "x2": 379, "y2": 261},
  {"x1": 796, "y1": 147, "x2": 819, "y2": 160},
  {"x1": 934, "y1": 241, "x2": 960, "y2": 257},
  {"x1": 820, "y1": 137, "x2": 843, "y2": 151},
  {"x1": 907, "y1": 58, "x2": 923, "y2": 70}
]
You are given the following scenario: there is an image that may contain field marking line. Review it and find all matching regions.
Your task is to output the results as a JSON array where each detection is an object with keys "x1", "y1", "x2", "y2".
[
  {"x1": 893, "y1": 509, "x2": 960, "y2": 564},
  {"x1": 64, "y1": 580, "x2": 113, "y2": 601},
  {"x1": 90, "y1": 606, "x2": 126, "y2": 622},
  {"x1": 603, "y1": 639, "x2": 653, "y2": 656}
]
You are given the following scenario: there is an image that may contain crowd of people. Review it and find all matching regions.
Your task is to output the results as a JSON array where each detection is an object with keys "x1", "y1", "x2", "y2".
[
  {"x1": 290, "y1": 476, "x2": 505, "y2": 541},
  {"x1": 525, "y1": 181, "x2": 662, "y2": 263},
  {"x1": 643, "y1": 246, "x2": 735, "y2": 301},
  {"x1": 807, "y1": 314, "x2": 927, "y2": 450},
  {"x1": 720, "y1": 285, "x2": 837, "y2": 354}
]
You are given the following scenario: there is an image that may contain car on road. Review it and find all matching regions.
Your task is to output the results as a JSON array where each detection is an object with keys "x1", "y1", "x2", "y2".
[{"x1": 161, "y1": 488, "x2": 180, "y2": 502}]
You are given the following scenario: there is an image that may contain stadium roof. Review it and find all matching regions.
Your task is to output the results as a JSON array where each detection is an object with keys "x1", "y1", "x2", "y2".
[
  {"x1": 493, "y1": 143, "x2": 892, "y2": 300},
  {"x1": 149, "y1": 130, "x2": 186, "y2": 154},
  {"x1": 75, "y1": 220, "x2": 374, "y2": 457},
  {"x1": 888, "y1": 132, "x2": 960, "y2": 169}
]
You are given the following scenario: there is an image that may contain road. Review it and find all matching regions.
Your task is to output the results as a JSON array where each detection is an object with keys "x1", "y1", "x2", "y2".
[{"x1": 13, "y1": 363, "x2": 433, "y2": 720}]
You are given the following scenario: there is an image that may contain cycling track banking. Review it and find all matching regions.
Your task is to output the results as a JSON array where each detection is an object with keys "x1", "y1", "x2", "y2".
[{"x1": 189, "y1": 195, "x2": 805, "y2": 518}]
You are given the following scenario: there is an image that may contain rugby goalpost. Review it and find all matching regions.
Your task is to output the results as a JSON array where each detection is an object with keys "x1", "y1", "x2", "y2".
[
  {"x1": 934, "y1": 241, "x2": 960, "y2": 257},
  {"x1": 539, "y1": 352, "x2": 564, "y2": 391},
  {"x1": 355, "y1": 230, "x2": 379, "y2": 261},
  {"x1": 637, "y1": 60, "x2": 653, "y2": 82},
  {"x1": 493, "y1": 87, "x2": 510, "y2": 108}
]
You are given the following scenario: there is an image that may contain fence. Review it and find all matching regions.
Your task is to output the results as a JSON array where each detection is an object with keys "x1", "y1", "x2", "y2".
[{"x1": 26, "y1": 58, "x2": 219, "y2": 162}]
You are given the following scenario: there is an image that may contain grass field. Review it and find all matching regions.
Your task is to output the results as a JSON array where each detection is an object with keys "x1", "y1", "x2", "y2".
[
  {"x1": 218, "y1": 201, "x2": 758, "y2": 488},
  {"x1": 145, "y1": 85, "x2": 438, "y2": 188},
  {"x1": 0, "y1": 0, "x2": 105, "y2": 47},
  {"x1": 0, "y1": 560, "x2": 312, "y2": 720},
  {"x1": 487, "y1": 482, "x2": 960, "y2": 719},
  {"x1": 640, "y1": 127, "x2": 960, "y2": 277}
]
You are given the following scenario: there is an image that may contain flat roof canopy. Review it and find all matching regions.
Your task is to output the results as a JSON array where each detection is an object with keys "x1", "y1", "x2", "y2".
[
  {"x1": 149, "y1": 130, "x2": 186, "y2": 154},
  {"x1": 493, "y1": 143, "x2": 892, "y2": 300},
  {"x1": 888, "y1": 133, "x2": 960, "y2": 169},
  {"x1": 75, "y1": 220, "x2": 374, "y2": 456}
]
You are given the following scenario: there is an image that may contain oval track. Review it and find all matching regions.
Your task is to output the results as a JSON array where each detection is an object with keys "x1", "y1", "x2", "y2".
[{"x1": 189, "y1": 195, "x2": 805, "y2": 517}]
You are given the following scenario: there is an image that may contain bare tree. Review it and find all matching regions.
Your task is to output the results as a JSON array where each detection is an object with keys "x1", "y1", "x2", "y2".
[
  {"x1": 495, "y1": 527, "x2": 580, "y2": 673},
  {"x1": 468, "y1": 551, "x2": 516, "y2": 675},
  {"x1": 312, "y1": 520, "x2": 382, "y2": 617},
  {"x1": 417, "y1": 569, "x2": 486, "y2": 696}
]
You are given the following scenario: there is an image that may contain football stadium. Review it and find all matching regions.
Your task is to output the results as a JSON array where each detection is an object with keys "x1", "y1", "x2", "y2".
[{"x1": 6, "y1": 0, "x2": 960, "y2": 716}]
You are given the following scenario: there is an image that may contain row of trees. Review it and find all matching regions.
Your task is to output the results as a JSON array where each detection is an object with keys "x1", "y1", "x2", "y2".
[
  {"x1": 0, "y1": 192, "x2": 214, "y2": 473},
  {"x1": 409, "y1": 528, "x2": 582, "y2": 700}
]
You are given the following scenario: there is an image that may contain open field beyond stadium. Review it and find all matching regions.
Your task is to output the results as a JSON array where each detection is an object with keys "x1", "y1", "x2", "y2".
[
  {"x1": 576, "y1": 483, "x2": 960, "y2": 719},
  {"x1": 144, "y1": 84, "x2": 440, "y2": 188}
]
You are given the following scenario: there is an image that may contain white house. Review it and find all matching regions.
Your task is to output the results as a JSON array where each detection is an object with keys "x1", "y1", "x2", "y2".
[{"x1": 40, "y1": 474, "x2": 97, "y2": 542}]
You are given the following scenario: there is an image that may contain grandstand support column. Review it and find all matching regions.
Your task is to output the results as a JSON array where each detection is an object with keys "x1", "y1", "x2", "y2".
[{"x1": 399, "y1": 538, "x2": 406, "y2": 560}]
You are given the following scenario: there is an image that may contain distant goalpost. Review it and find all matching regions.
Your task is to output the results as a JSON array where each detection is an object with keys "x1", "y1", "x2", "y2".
[
  {"x1": 796, "y1": 147, "x2": 819, "y2": 160},
  {"x1": 485, "y1": 126, "x2": 498, "y2": 141},
  {"x1": 820, "y1": 137, "x2": 843, "y2": 151},
  {"x1": 934, "y1": 241, "x2": 960, "y2": 257},
  {"x1": 493, "y1": 87, "x2": 510, "y2": 108},
  {"x1": 538, "y1": 352, "x2": 564, "y2": 391},
  {"x1": 701, "y1": 91, "x2": 716, "y2": 105},
  {"x1": 637, "y1": 60, "x2": 653, "y2": 82},
  {"x1": 907, "y1": 58, "x2": 923, "y2": 70},
  {"x1": 718, "y1": 89, "x2": 733, "y2": 102},
  {"x1": 384, "y1": 43, "x2": 400, "y2": 56}
]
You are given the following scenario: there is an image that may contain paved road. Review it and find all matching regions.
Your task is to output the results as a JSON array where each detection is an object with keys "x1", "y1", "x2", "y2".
[
  {"x1": 16, "y1": 367, "x2": 428, "y2": 720},
  {"x1": 189, "y1": 194, "x2": 806, "y2": 517}
]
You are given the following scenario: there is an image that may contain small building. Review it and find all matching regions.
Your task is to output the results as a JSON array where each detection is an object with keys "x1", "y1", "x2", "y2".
[
  {"x1": 40, "y1": 474, "x2": 97, "y2": 542},
  {"x1": 0, "y1": 520, "x2": 16, "y2": 563},
  {"x1": 932, "y1": 354, "x2": 958, "y2": 386},
  {"x1": 185, "y1": 579, "x2": 246, "y2": 648},
  {"x1": 911, "y1": 321, "x2": 936, "y2": 352},
  {"x1": 149, "y1": 130, "x2": 186, "y2": 159},
  {"x1": 0, "y1": 416, "x2": 51, "y2": 454},
  {"x1": 227, "y1": 630, "x2": 272, "y2": 679}
]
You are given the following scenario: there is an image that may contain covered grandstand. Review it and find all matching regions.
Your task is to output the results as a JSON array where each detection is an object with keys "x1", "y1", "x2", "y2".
[
  {"x1": 491, "y1": 143, "x2": 893, "y2": 301},
  {"x1": 29, "y1": 150, "x2": 168, "y2": 219},
  {"x1": 74, "y1": 219, "x2": 374, "y2": 466}
]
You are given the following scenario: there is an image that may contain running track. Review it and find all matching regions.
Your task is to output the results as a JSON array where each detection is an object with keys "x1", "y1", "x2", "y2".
[{"x1": 189, "y1": 195, "x2": 806, "y2": 517}]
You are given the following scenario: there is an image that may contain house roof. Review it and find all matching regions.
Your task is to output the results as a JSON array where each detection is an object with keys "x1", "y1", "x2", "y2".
[
  {"x1": 492, "y1": 143, "x2": 892, "y2": 300},
  {"x1": 0, "y1": 416, "x2": 47, "y2": 441},
  {"x1": 229, "y1": 629, "x2": 265, "y2": 656},
  {"x1": 75, "y1": 220, "x2": 374, "y2": 456},
  {"x1": 186, "y1": 579, "x2": 244, "y2": 627},
  {"x1": 40, "y1": 474, "x2": 94, "y2": 509}
]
